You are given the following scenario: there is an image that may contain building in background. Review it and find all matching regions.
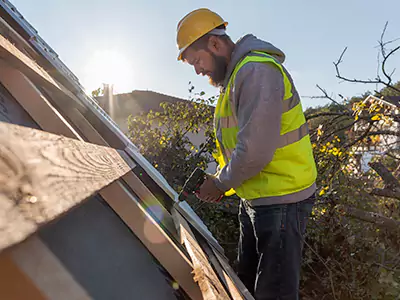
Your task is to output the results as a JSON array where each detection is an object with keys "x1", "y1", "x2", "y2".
[{"x1": 351, "y1": 94, "x2": 400, "y2": 172}]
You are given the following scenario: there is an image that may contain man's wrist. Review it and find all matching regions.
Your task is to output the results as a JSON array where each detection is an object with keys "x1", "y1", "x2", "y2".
[{"x1": 212, "y1": 177, "x2": 230, "y2": 193}]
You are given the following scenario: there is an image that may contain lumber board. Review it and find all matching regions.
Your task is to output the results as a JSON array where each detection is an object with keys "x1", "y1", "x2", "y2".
[
  {"x1": 0, "y1": 34, "x2": 84, "y2": 110},
  {"x1": 0, "y1": 121, "x2": 135, "y2": 251},
  {"x1": 0, "y1": 80, "x2": 39, "y2": 128},
  {"x1": 122, "y1": 172, "x2": 179, "y2": 242},
  {"x1": 0, "y1": 62, "x2": 82, "y2": 140},
  {"x1": 0, "y1": 251, "x2": 46, "y2": 300},
  {"x1": 0, "y1": 34, "x2": 127, "y2": 150},
  {"x1": 11, "y1": 236, "x2": 91, "y2": 300},
  {"x1": 173, "y1": 210, "x2": 231, "y2": 300},
  {"x1": 193, "y1": 229, "x2": 245, "y2": 300},
  {"x1": 0, "y1": 16, "x2": 37, "y2": 60},
  {"x1": 212, "y1": 248, "x2": 254, "y2": 300},
  {"x1": 99, "y1": 181, "x2": 202, "y2": 300}
]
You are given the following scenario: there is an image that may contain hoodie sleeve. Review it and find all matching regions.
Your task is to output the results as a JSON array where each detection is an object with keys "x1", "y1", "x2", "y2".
[{"x1": 214, "y1": 62, "x2": 284, "y2": 192}]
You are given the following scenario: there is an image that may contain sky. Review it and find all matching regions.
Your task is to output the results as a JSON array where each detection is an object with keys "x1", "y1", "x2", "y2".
[{"x1": 8, "y1": 0, "x2": 400, "y2": 109}]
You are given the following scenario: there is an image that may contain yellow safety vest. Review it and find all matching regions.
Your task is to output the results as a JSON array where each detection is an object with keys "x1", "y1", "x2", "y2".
[{"x1": 213, "y1": 51, "x2": 317, "y2": 200}]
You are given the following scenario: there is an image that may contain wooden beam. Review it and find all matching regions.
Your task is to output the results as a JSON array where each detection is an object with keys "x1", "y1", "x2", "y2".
[
  {"x1": 0, "y1": 121, "x2": 135, "y2": 251},
  {"x1": 0, "y1": 34, "x2": 82, "y2": 108},
  {"x1": 212, "y1": 248, "x2": 254, "y2": 300},
  {"x1": 11, "y1": 236, "x2": 91, "y2": 300},
  {"x1": 0, "y1": 34, "x2": 127, "y2": 149},
  {"x1": 0, "y1": 16, "x2": 37, "y2": 60},
  {"x1": 0, "y1": 251, "x2": 46, "y2": 300},
  {"x1": 173, "y1": 210, "x2": 231, "y2": 300},
  {"x1": 122, "y1": 172, "x2": 179, "y2": 242},
  {"x1": 0, "y1": 61, "x2": 82, "y2": 140},
  {"x1": 99, "y1": 181, "x2": 202, "y2": 300}
]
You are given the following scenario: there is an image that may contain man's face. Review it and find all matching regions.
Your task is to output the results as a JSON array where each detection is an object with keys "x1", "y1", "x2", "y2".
[{"x1": 183, "y1": 47, "x2": 228, "y2": 88}]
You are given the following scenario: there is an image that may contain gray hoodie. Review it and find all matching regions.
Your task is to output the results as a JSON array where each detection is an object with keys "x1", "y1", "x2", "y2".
[{"x1": 214, "y1": 34, "x2": 316, "y2": 206}]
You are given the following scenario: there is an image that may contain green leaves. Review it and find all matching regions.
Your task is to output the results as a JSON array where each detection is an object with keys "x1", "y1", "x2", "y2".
[{"x1": 126, "y1": 85, "x2": 216, "y2": 191}]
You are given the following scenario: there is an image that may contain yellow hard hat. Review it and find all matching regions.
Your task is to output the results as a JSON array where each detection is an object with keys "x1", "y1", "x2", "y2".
[{"x1": 176, "y1": 8, "x2": 228, "y2": 61}]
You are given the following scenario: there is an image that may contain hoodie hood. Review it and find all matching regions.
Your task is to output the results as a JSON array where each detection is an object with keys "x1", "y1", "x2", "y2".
[{"x1": 223, "y1": 34, "x2": 286, "y2": 88}]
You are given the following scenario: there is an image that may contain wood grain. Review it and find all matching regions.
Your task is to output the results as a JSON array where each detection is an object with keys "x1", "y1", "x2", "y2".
[
  {"x1": 212, "y1": 248, "x2": 254, "y2": 300},
  {"x1": 0, "y1": 121, "x2": 135, "y2": 251},
  {"x1": 173, "y1": 210, "x2": 231, "y2": 300}
]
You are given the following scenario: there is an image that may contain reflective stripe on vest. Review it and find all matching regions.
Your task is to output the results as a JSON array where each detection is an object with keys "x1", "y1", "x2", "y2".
[{"x1": 213, "y1": 51, "x2": 317, "y2": 199}]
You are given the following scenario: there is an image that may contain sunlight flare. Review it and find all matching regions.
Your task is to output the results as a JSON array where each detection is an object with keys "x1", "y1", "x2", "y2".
[{"x1": 83, "y1": 49, "x2": 134, "y2": 94}]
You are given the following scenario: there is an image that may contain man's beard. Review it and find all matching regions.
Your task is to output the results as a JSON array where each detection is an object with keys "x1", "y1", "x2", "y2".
[{"x1": 208, "y1": 53, "x2": 228, "y2": 88}]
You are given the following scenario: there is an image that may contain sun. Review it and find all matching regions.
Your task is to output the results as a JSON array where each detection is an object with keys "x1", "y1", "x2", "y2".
[{"x1": 83, "y1": 49, "x2": 134, "y2": 94}]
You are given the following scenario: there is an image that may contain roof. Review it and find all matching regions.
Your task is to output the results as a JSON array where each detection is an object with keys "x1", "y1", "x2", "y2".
[
  {"x1": 364, "y1": 94, "x2": 400, "y2": 108},
  {"x1": 0, "y1": 1, "x2": 251, "y2": 299}
]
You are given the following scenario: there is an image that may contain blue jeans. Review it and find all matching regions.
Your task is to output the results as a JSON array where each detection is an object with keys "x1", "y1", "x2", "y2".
[{"x1": 237, "y1": 195, "x2": 315, "y2": 300}]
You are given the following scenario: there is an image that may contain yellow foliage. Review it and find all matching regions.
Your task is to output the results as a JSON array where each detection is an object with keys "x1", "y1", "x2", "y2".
[{"x1": 371, "y1": 114, "x2": 381, "y2": 121}]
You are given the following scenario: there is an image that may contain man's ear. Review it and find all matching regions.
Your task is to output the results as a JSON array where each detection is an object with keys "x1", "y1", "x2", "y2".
[{"x1": 208, "y1": 36, "x2": 220, "y2": 52}]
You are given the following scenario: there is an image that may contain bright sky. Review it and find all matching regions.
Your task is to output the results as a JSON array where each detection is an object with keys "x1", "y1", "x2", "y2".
[{"x1": 9, "y1": 0, "x2": 400, "y2": 108}]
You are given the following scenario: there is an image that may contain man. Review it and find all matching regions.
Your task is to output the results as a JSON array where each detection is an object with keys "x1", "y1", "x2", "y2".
[{"x1": 176, "y1": 8, "x2": 317, "y2": 300}]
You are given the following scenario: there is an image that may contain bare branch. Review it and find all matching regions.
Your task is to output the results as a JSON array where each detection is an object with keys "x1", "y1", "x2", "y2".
[
  {"x1": 369, "y1": 161, "x2": 400, "y2": 189},
  {"x1": 364, "y1": 130, "x2": 400, "y2": 137},
  {"x1": 370, "y1": 188, "x2": 400, "y2": 201},
  {"x1": 336, "y1": 204, "x2": 400, "y2": 230},
  {"x1": 306, "y1": 111, "x2": 351, "y2": 121},
  {"x1": 311, "y1": 85, "x2": 346, "y2": 107},
  {"x1": 333, "y1": 22, "x2": 400, "y2": 94},
  {"x1": 344, "y1": 122, "x2": 373, "y2": 149}
]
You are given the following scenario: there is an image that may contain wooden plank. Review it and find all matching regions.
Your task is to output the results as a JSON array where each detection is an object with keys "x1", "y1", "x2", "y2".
[
  {"x1": 0, "y1": 34, "x2": 127, "y2": 149},
  {"x1": 99, "y1": 181, "x2": 203, "y2": 300},
  {"x1": 11, "y1": 236, "x2": 91, "y2": 300},
  {"x1": 0, "y1": 16, "x2": 37, "y2": 60},
  {"x1": 0, "y1": 121, "x2": 135, "y2": 251},
  {"x1": 0, "y1": 34, "x2": 83, "y2": 109},
  {"x1": 0, "y1": 61, "x2": 82, "y2": 139},
  {"x1": 122, "y1": 172, "x2": 179, "y2": 242},
  {"x1": 193, "y1": 230, "x2": 244, "y2": 300},
  {"x1": 173, "y1": 210, "x2": 231, "y2": 300},
  {"x1": 0, "y1": 80, "x2": 39, "y2": 128},
  {"x1": 212, "y1": 248, "x2": 254, "y2": 300},
  {"x1": 0, "y1": 251, "x2": 46, "y2": 300}
]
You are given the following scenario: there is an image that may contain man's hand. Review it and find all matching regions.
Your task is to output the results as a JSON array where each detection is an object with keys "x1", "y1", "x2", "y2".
[{"x1": 196, "y1": 174, "x2": 224, "y2": 203}]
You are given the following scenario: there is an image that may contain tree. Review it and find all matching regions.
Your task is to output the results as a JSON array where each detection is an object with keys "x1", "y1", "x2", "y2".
[
  {"x1": 126, "y1": 85, "x2": 240, "y2": 262},
  {"x1": 300, "y1": 22, "x2": 400, "y2": 300},
  {"x1": 127, "y1": 85, "x2": 215, "y2": 191}
]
